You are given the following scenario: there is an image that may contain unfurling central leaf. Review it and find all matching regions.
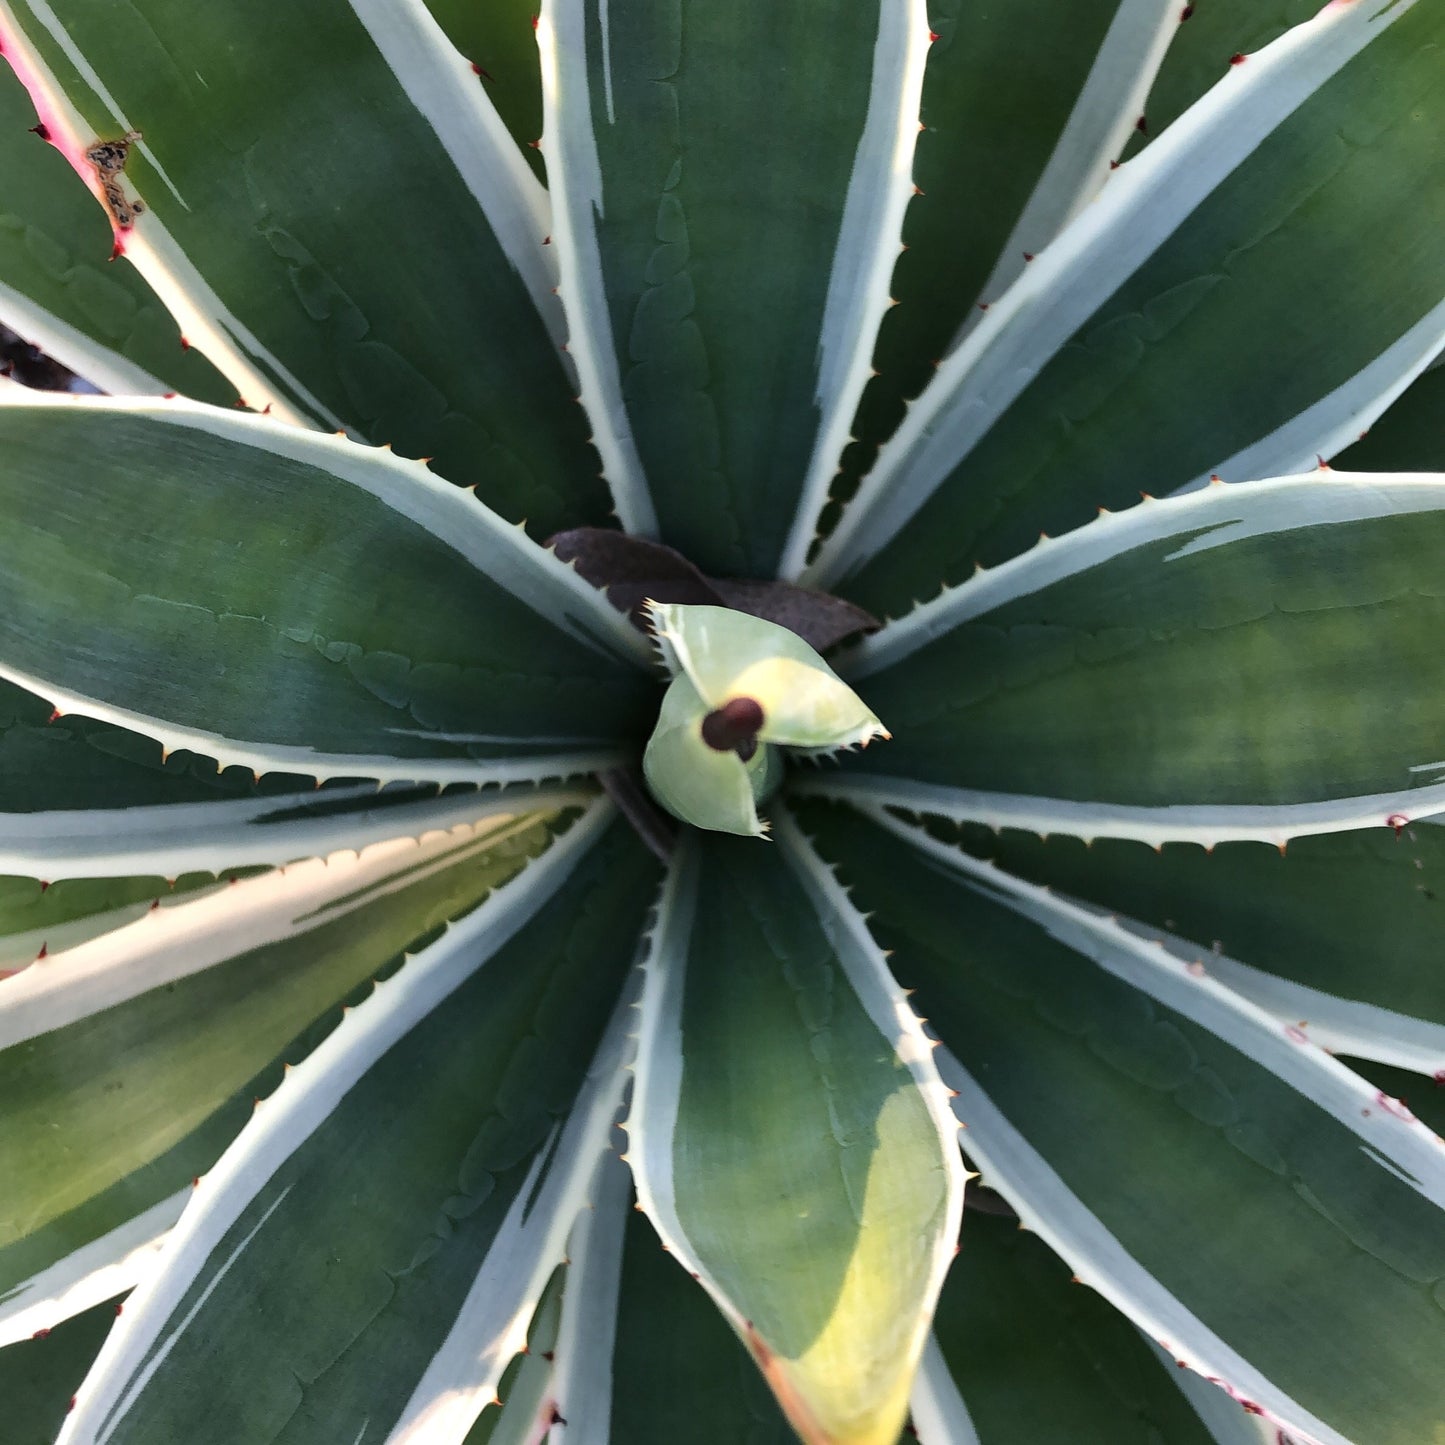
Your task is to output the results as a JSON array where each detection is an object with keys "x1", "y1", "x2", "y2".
[{"x1": 643, "y1": 603, "x2": 887, "y2": 837}]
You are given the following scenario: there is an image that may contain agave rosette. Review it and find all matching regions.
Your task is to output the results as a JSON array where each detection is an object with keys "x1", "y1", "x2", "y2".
[{"x1": 0, "y1": 1, "x2": 1443, "y2": 1443}]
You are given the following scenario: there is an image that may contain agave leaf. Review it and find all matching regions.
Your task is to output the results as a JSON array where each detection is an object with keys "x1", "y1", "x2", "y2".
[
  {"x1": 0, "y1": 676, "x2": 307, "y2": 815},
  {"x1": 649, "y1": 604, "x2": 886, "y2": 753},
  {"x1": 805, "y1": 473, "x2": 1445, "y2": 848},
  {"x1": 0, "y1": 672, "x2": 598, "y2": 879},
  {"x1": 908, "y1": 0, "x2": 1178, "y2": 335},
  {"x1": 629, "y1": 814, "x2": 964, "y2": 1445},
  {"x1": 1334, "y1": 361, "x2": 1445, "y2": 473},
  {"x1": 911, "y1": 1210, "x2": 1220, "y2": 1445},
  {"x1": 814, "y1": 0, "x2": 1445, "y2": 613},
  {"x1": 0, "y1": 871, "x2": 226, "y2": 977},
  {"x1": 423, "y1": 0, "x2": 547, "y2": 182},
  {"x1": 485, "y1": 1152, "x2": 629, "y2": 1445},
  {"x1": 0, "y1": 0, "x2": 613, "y2": 534},
  {"x1": 460, "y1": 1269, "x2": 566, "y2": 1445},
  {"x1": 475, "y1": 1150, "x2": 800, "y2": 1444},
  {"x1": 807, "y1": 800, "x2": 1445, "y2": 1445},
  {"x1": 0, "y1": 1295, "x2": 116, "y2": 1445},
  {"x1": 0, "y1": 67, "x2": 230, "y2": 402},
  {"x1": 0, "y1": 394, "x2": 656, "y2": 787},
  {"x1": 925, "y1": 818, "x2": 1445, "y2": 1078},
  {"x1": 0, "y1": 778, "x2": 595, "y2": 883},
  {"x1": 642, "y1": 672, "x2": 772, "y2": 839},
  {"x1": 549, "y1": 1159, "x2": 797, "y2": 1445},
  {"x1": 814, "y1": 0, "x2": 1182, "y2": 555},
  {"x1": 57, "y1": 810, "x2": 659, "y2": 1445},
  {"x1": 538, "y1": 0, "x2": 931, "y2": 576},
  {"x1": 0, "y1": 800, "x2": 557, "y2": 1346},
  {"x1": 1127, "y1": 0, "x2": 1320, "y2": 153}
]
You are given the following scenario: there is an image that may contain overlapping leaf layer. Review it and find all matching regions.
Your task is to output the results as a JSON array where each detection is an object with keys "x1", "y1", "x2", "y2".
[{"x1": 0, "y1": 1, "x2": 1441, "y2": 1442}]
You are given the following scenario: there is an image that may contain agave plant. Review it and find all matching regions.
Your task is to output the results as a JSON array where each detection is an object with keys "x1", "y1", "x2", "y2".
[{"x1": 1, "y1": 0, "x2": 1443, "y2": 1441}]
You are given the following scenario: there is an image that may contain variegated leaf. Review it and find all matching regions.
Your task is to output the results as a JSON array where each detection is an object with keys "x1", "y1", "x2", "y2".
[
  {"x1": 0, "y1": 0, "x2": 606, "y2": 534},
  {"x1": 0, "y1": 797, "x2": 559, "y2": 1345},
  {"x1": 629, "y1": 812, "x2": 964, "y2": 1445},
  {"x1": 812, "y1": 0, "x2": 1445, "y2": 614},
  {"x1": 58, "y1": 809, "x2": 659, "y2": 1445},
  {"x1": 805, "y1": 798, "x2": 1445, "y2": 1445},
  {"x1": 539, "y1": 0, "x2": 931, "y2": 572},
  {"x1": 805, "y1": 473, "x2": 1445, "y2": 849},
  {"x1": 0, "y1": 394, "x2": 653, "y2": 788}
]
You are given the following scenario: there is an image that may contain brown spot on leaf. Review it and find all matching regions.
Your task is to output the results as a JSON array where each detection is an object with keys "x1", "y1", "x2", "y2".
[{"x1": 86, "y1": 130, "x2": 146, "y2": 229}]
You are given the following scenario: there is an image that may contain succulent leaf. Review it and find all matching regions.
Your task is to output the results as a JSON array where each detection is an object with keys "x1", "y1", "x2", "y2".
[
  {"x1": 926, "y1": 816, "x2": 1445, "y2": 1079},
  {"x1": 916, "y1": 1210, "x2": 1221, "y2": 1445},
  {"x1": 0, "y1": 778, "x2": 595, "y2": 883},
  {"x1": 58, "y1": 811, "x2": 659, "y2": 1444},
  {"x1": 0, "y1": 0, "x2": 1442, "y2": 1439},
  {"x1": 810, "y1": 799, "x2": 1445, "y2": 1445},
  {"x1": 0, "y1": 801, "x2": 557, "y2": 1347},
  {"x1": 821, "y1": 473, "x2": 1445, "y2": 848},
  {"x1": 643, "y1": 671, "x2": 773, "y2": 839},
  {"x1": 818, "y1": 0, "x2": 1182, "y2": 552},
  {"x1": 643, "y1": 605, "x2": 884, "y2": 837},
  {"x1": 650, "y1": 604, "x2": 887, "y2": 753},
  {"x1": 629, "y1": 820, "x2": 964, "y2": 1445},
  {"x1": 814, "y1": 0, "x2": 1445, "y2": 612},
  {"x1": 0, "y1": 0, "x2": 607, "y2": 535},
  {"x1": 0, "y1": 394, "x2": 653, "y2": 786},
  {"x1": 600, "y1": 1188, "x2": 798, "y2": 1444},
  {"x1": 0, "y1": 1295, "x2": 115, "y2": 1445},
  {"x1": 539, "y1": 0, "x2": 931, "y2": 576}
]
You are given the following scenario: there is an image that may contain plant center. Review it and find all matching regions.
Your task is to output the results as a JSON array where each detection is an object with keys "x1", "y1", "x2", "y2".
[{"x1": 700, "y1": 696, "x2": 765, "y2": 761}]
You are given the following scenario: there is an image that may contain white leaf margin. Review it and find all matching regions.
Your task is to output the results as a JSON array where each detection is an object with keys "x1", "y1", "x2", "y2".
[
  {"x1": 0, "y1": 391, "x2": 653, "y2": 788},
  {"x1": 536, "y1": 0, "x2": 658, "y2": 538},
  {"x1": 777, "y1": 0, "x2": 934, "y2": 578},
  {"x1": 0, "y1": 1193, "x2": 183, "y2": 1350}
]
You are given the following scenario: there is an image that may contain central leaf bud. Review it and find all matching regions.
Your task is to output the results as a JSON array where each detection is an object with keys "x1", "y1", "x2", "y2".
[{"x1": 643, "y1": 603, "x2": 887, "y2": 838}]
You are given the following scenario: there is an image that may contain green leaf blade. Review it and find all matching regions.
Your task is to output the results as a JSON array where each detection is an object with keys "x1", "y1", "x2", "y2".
[
  {"x1": 0, "y1": 802, "x2": 557, "y2": 1345},
  {"x1": 0, "y1": 1296, "x2": 116, "y2": 1445},
  {"x1": 806, "y1": 799, "x2": 1445, "y2": 1445},
  {"x1": 549, "y1": 0, "x2": 927, "y2": 577},
  {"x1": 0, "y1": 0, "x2": 609, "y2": 535},
  {"x1": 630, "y1": 817, "x2": 964, "y2": 1445},
  {"x1": 0, "y1": 676, "x2": 299, "y2": 816},
  {"x1": 820, "y1": 0, "x2": 1445, "y2": 615},
  {"x1": 926, "y1": 818, "x2": 1445, "y2": 1078},
  {"x1": 606, "y1": 1189, "x2": 798, "y2": 1445},
  {"x1": 61, "y1": 810, "x2": 660, "y2": 1445},
  {"x1": 832, "y1": 474, "x2": 1445, "y2": 842},
  {"x1": 922, "y1": 1210, "x2": 1220, "y2": 1445},
  {"x1": 0, "y1": 398, "x2": 655, "y2": 785},
  {"x1": 815, "y1": 0, "x2": 1181, "y2": 558}
]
